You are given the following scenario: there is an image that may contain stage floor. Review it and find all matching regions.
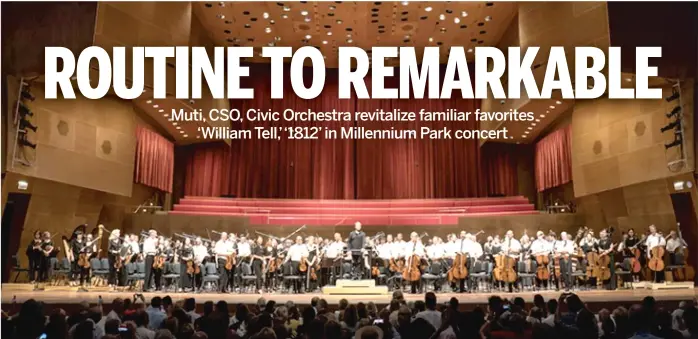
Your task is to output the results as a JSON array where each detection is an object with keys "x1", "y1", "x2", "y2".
[{"x1": 2, "y1": 284, "x2": 696, "y2": 308}]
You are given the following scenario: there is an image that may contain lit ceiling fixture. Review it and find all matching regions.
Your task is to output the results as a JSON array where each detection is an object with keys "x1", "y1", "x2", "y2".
[
  {"x1": 183, "y1": 134, "x2": 188, "y2": 138},
  {"x1": 346, "y1": 39, "x2": 353, "y2": 43},
  {"x1": 265, "y1": 27, "x2": 272, "y2": 33},
  {"x1": 555, "y1": 100, "x2": 562, "y2": 105},
  {"x1": 540, "y1": 114, "x2": 546, "y2": 118},
  {"x1": 346, "y1": 34, "x2": 352, "y2": 38},
  {"x1": 304, "y1": 17, "x2": 311, "y2": 22},
  {"x1": 329, "y1": 5, "x2": 336, "y2": 10},
  {"x1": 263, "y1": 12, "x2": 269, "y2": 19},
  {"x1": 549, "y1": 105, "x2": 555, "y2": 109},
  {"x1": 440, "y1": 27, "x2": 446, "y2": 33},
  {"x1": 439, "y1": 14, "x2": 445, "y2": 20},
  {"x1": 275, "y1": 36, "x2": 281, "y2": 41},
  {"x1": 158, "y1": 109, "x2": 164, "y2": 113},
  {"x1": 282, "y1": 14, "x2": 288, "y2": 19},
  {"x1": 485, "y1": 16, "x2": 492, "y2": 21},
  {"x1": 527, "y1": 127, "x2": 533, "y2": 130},
  {"x1": 179, "y1": 130, "x2": 184, "y2": 134},
  {"x1": 424, "y1": 6, "x2": 432, "y2": 12},
  {"x1": 163, "y1": 114, "x2": 168, "y2": 117},
  {"x1": 428, "y1": 37, "x2": 434, "y2": 42},
  {"x1": 402, "y1": 1, "x2": 409, "y2": 5},
  {"x1": 217, "y1": 14, "x2": 225, "y2": 19},
  {"x1": 283, "y1": 6, "x2": 290, "y2": 11},
  {"x1": 176, "y1": 126, "x2": 181, "y2": 130},
  {"x1": 532, "y1": 122, "x2": 537, "y2": 126},
  {"x1": 327, "y1": 31, "x2": 332, "y2": 36},
  {"x1": 301, "y1": 10, "x2": 308, "y2": 15},
  {"x1": 322, "y1": 40, "x2": 328, "y2": 44},
  {"x1": 467, "y1": 48, "x2": 473, "y2": 53},
  {"x1": 337, "y1": 19, "x2": 343, "y2": 24},
  {"x1": 525, "y1": 131, "x2": 530, "y2": 134},
  {"x1": 522, "y1": 135, "x2": 527, "y2": 138},
  {"x1": 305, "y1": 34, "x2": 312, "y2": 39},
  {"x1": 454, "y1": 17, "x2": 460, "y2": 24},
  {"x1": 146, "y1": 100, "x2": 152, "y2": 104},
  {"x1": 625, "y1": 77, "x2": 632, "y2": 82},
  {"x1": 172, "y1": 122, "x2": 178, "y2": 126},
  {"x1": 153, "y1": 104, "x2": 159, "y2": 108},
  {"x1": 535, "y1": 119, "x2": 540, "y2": 122},
  {"x1": 461, "y1": 11, "x2": 468, "y2": 17}
]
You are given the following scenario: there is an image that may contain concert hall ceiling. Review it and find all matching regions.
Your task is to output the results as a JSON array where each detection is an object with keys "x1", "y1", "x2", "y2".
[{"x1": 194, "y1": 1, "x2": 518, "y2": 67}]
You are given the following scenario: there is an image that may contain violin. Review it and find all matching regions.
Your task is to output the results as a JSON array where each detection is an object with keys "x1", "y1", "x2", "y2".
[
  {"x1": 447, "y1": 252, "x2": 468, "y2": 283},
  {"x1": 402, "y1": 254, "x2": 421, "y2": 282},
  {"x1": 225, "y1": 253, "x2": 237, "y2": 271},
  {"x1": 371, "y1": 264, "x2": 380, "y2": 278},
  {"x1": 153, "y1": 255, "x2": 166, "y2": 269},
  {"x1": 78, "y1": 252, "x2": 91, "y2": 268},
  {"x1": 114, "y1": 258, "x2": 123, "y2": 271},
  {"x1": 299, "y1": 257, "x2": 308, "y2": 272}
]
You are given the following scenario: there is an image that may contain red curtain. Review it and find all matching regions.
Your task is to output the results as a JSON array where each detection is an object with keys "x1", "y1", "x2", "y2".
[
  {"x1": 481, "y1": 142, "x2": 518, "y2": 196},
  {"x1": 535, "y1": 125, "x2": 572, "y2": 192},
  {"x1": 182, "y1": 65, "x2": 484, "y2": 199},
  {"x1": 135, "y1": 125, "x2": 174, "y2": 192}
]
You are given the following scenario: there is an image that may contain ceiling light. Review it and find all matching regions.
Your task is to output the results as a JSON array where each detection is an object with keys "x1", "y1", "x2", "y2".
[
  {"x1": 183, "y1": 134, "x2": 188, "y2": 138},
  {"x1": 346, "y1": 39, "x2": 353, "y2": 43},
  {"x1": 179, "y1": 130, "x2": 184, "y2": 134},
  {"x1": 322, "y1": 40, "x2": 328, "y2": 44},
  {"x1": 301, "y1": 10, "x2": 308, "y2": 15},
  {"x1": 549, "y1": 105, "x2": 555, "y2": 109},
  {"x1": 329, "y1": 5, "x2": 336, "y2": 10},
  {"x1": 485, "y1": 16, "x2": 492, "y2": 21},
  {"x1": 153, "y1": 104, "x2": 159, "y2": 108},
  {"x1": 428, "y1": 37, "x2": 434, "y2": 42},
  {"x1": 346, "y1": 34, "x2": 352, "y2": 38},
  {"x1": 545, "y1": 110, "x2": 550, "y2": 113},
  {"x1": 461, "y1": 11, "x2": 468, "y2": 17},
  {"x1": 424, "y1": 6, "x2": 432, "y2": 12},
  {"x1": 522, "y1": 135, "x2": 527, "y2": 138},
  {"x1": 305, "y1": 34, "x2": 312, "y2": 39},
  {"x1": 337, "y1": 20, "x2": 343, "y2": 24},
  {"x1": 404, "y1": 35, "x2": 410, "y2": 39},
  {"x1": 146, "y1": 100, "x2": 152, "y2": 104},
  {"x1": 524, "y1": 131, "x2": 530, "y2": 134},
  {"x1": 402, "y1": 1, "x2": 409, "y2": 5},
  {"x1": 527, "y1": 127, "x2": 533, "y2": 130},
  {"x1": 275, "y1": 36, "x2": 281, "y2": 41},
  {"x1": 176, "y1": 126, "x2": 181, "y2": 130},
  {"x1": 540, "y1": 114, "x2": 546, "y2": 118},
  {"x1": 263, "y1": 12, "x2": 269, "y2": 19},
  {"x1": 454, "y1": 17, "x2": 460, "y2": 24},
  {"x1": 158, "y1": 109, "x2": 164, "y2": 113},
  {"x1": 440, "y1": 27, "x2": 446, "y2": 33},
  {"x1": 555, "y1": 100, "x2": 562, "y2": 105},
  {"x1": 532, "y1": 122, "x2": 537, "y2": 126},
  {"x1": 197, "y1": 136, "x2": 200, "y2": 139},
  {"x1": 172, "y1": 122, "x2": 178, "y2": 126},
  {"x1": 439, "y1": 14, "x2": 445, "y2": 20},
  {"x1": 217, "y1": 14, "x2": 225, "y2": 19},
  {"x1": 327, "y1": 31, "x2": 332, "y2": 36},
  {"x1": 304, "y1": 17, "x2": 311, "y2": 22},
  {"x1": 283, "y1": 6, "x2": 290, "y2": 11},
  {"x1": 535, "y1": 119, "x2": 540, "y2": 122},
  {"x1": 467, "y1": 48, "x2": 473, "y2": 53},
  {"x1": 163, "y1": 114, "x2": 168, "y2": 117},
  {"x1": 265, "y1": 27, "x2": 272, "y2": 33},
  {"x1": 282, "y1": 14, "x2": 288, "y2": 19},
  {"x1": 625, "y1": 77, "x2": 632, "y2": 82}
]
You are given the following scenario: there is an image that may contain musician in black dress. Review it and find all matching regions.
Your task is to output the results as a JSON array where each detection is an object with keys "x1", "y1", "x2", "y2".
[
  {"x1": 107, "y1": 229, "x2": 122, "y2": 287},
  {"x1": 348, "y1": 222, "x2": 366, "y2": 279},
  {"x1": 25, "y1": 231, "x2": 42, "y2": 282},
  {"x1": 78, "y1": 234, "x2": 96, "y2": 288},
  {"x1": 39, "y1": 232, "x2": 56, "y2": 283},
  {"x1": 118, "y1": 239, "x2": 132, "y2": 287},
  {"x1": 621, "y1": 229, "x2": 641, "y2": 282},
  {"x1": 70, "y1": 232, "x2": 85, "y2": 284},
  {"x1": 178, "y1": 238, "x2": 194, "y2": 292},
  {"x1": 252, "y1": 236, "x2": 266, "y2": 292}
]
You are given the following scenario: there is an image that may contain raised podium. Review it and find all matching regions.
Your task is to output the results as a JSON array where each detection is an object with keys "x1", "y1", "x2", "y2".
[{"x1": 321, "y1": 279, "x2": 389, "y2": 295}]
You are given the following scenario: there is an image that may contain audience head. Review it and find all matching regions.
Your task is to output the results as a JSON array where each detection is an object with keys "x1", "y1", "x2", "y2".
[
  {"x1": 151, "y1": 297, "x2": 163, "y2": 309},
  {"x1": 424, "y1": 292, "x2": 437, "y2": 310}
]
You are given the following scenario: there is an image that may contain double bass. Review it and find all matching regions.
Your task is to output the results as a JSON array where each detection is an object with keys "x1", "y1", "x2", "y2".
[
  {"x1": 672, "y1": 223, "x2": 695, "y2": 282},
  {"x1": 535, "y1": 252, "x2": 550, "y2": 281},
  {"x1": 447, "y1": 252, "x2": 468, "y2": 283}
]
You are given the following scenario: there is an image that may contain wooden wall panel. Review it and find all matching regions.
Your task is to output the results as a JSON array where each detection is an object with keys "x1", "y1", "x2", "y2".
[
  {"x1": 572, "y1": 81, "x2": 695, "y2": 197},
  {"x1": 5, "y1": 80, "x2": 137, "y2": 197}
]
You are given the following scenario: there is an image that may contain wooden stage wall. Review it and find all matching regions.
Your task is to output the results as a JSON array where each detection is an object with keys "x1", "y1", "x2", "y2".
[{"x1": 128, "y1": 213, "x2": 584, "y2": 239}]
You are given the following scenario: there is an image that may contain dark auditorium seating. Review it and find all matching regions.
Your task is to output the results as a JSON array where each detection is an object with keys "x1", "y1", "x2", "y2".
[{"x1": 170, "y1": 197, "x2": 538, "y2": 225}]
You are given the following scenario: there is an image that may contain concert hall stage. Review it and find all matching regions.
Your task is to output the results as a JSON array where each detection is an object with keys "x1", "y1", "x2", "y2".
[{"x1": 2, "y1": 284, "x2": 696, "y2": 312}]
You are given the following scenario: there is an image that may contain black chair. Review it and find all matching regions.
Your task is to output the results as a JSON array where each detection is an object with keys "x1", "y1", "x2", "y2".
[{"x1": 11, "y1": 255, "x2": 29, "y2": 282}]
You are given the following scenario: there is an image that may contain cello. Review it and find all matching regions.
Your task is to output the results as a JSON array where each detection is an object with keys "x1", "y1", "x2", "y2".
[
  {"x1": 447, "y1": 252, "x2": 468, "y2": 283},
  {"x1": 535, "y1": 252, "x2": 550, "y2": 281},
  {"x1": 403, "y1": 253, "x2": 421, "y2": 282}
]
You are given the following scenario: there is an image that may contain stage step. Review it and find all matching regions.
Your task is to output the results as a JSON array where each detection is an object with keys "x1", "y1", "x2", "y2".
[
  {"x1": 336, "y1": 279, "x2": 375, "y2": 288},
  {"x1": 649, "y1": 282, "x2": 695, "y2": 290},
  {"x1": 322, "y1": 279, "x2": 388, "y2": 295}
]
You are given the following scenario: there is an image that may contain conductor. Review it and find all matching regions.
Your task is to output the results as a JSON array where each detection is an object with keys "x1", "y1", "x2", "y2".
[{"x1": 348, "y1": 221, "x2": 366, "y2": 279}]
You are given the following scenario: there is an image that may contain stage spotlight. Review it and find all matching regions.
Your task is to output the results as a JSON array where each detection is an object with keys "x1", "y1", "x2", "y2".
[
  {"x1": 18, "y1": 102, "x2": 33, "y2": 117},
  {"x1": 665, "y1": 134, "x2": 683, "y2": 149},
  {"x1": 18, "y1": 135, "x2": 36, "y2": 149},
  {"x1": 21, "y1": 88, "x2": 35, "y2": 101},
  {"x1": 19, "y1": 118, "x2": 38, "y2": 133},
  {"x1": 660, "y1": 119, "x2": 681, "y2": 133},
  {"x1": 666, "y1": 89, "x2": 680, "y2": 102},
  {"x1": 666, "y1": 106, "x2": 681, "y2": 118}
]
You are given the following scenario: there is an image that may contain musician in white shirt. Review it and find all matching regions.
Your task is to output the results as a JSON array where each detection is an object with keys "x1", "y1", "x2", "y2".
[
  {"x1": 283, "y1": 236, "x2": 308, "y2": 292},
  {"x1": 444, "y1": 234, "x2": 458, "y2": 261},
  {"x1": 214, "y1": 232, "x2": 235, "y2": 293},
  {"x1": 426, "y1": 237, "x2": 445, "y2": 260},
  {"x1": 501, "y1": 230, "x2": 522, "y2": 257},
  {"x1": 129, "y1": 234, "x2": 141, "y2": 256},
  {"x1": 394, "y1": 233, "x2": 406, "y2": 258},
  {"x1": 142, "y1": 229, "x2": 159, "y2": 291},
  {"x1": 404, "y1": 232, "x2": 425, "y2": 293},
  {"x1": 324, "y1": 233, "x2": 345, "y2": 285},
  {"x1": 645, "y1": 225, "x2": 666, "y2": 258},
  {"x1": 554, "y1": 232, "x2": 575, "y2": 290},
  {"x1": 466, "y1": 234, "x2": 484, "y2": 259},
  {"x1": 530, "y1": 231, "x2": 550, "y2": 256},
  {"x1": 192, "y1": 237, "x2": 208, "y2": 290}
]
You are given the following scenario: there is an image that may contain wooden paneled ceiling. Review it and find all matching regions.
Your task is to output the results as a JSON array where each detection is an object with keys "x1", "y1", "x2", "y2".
[{"x1": 194, "y1": 1, "x2": 518, "y2": 67}]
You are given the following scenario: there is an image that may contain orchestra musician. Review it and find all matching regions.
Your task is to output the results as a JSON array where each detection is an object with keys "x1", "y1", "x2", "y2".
[
  {"x1": 499, "y1": 230, "x2": 521, "y2": 291},
  {"x1": 39, "y1": 231, "x2": 56, "y2": 283},
  {"x1": 284, "y1": 236, "x2": 309, "y2": 292},
  {"x1": 178, "y1": 238, "x2": 194, "y2": 292},
  {"x1": 426, "y1": 236, "x2": 446, "y2": 292},
  {"x1": 666, "y1": 230, "x2": 687, "y2": 267},
  {"x1": 70, "y1": 231, "x2": 85, "y2": 285},
  {"x1": 236, "y1": 235, "x2": 252, "y2": 290},
  {"x1": 596, "y1": 229, "x2": 616, "y2": 290},
  {"x1": 107, "y1": 229, "x2": 122, "y2": 287},
  {"x1": 554, "y1": 232, "x2": 575, "y2": 291},
  {"x1": 530, "y1": 231, "x2": 551, "y2": 288},
  {"x1": 348, "y1": 222, "x2": 366, "y2": 279},
  {"x1": 405, "y1": 232, "x2": 425, "y2": 294},
  {"x1": 324, "y1": 233, "x2": 345, "y2": 286},
  {"x1": 251, "y1": 236, "x2": 266, "y2": 293},
  {"x1": 645, "y1": 225, "x2": 666, "y2": 282},
  {"x1": 142, "y1": 229, "x2": 159, "y2": 292},
  {"x1": 26, "y1": 231, "x2": 43, "y2": 283},
  {"x1": 192, "y1": 237, "x2": 208, "y2": 291},
  {"x1": 305, "y1": 236, "x2": 319, "y2": 291},
  {"x1": 214, "y1": 232, "x2": 235, "y2": 293},
  {"x1": 117, "y1": 236, "x2": 133, "y2": 287},
  {"x1": 78, "y1": 233, "x2": 97, "y2": 289}
]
